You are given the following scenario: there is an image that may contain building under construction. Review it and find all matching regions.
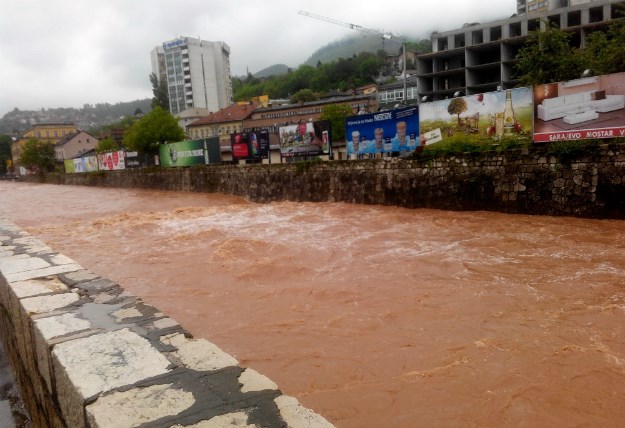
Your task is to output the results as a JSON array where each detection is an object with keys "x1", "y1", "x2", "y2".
[{"x1": 417, "y1": 0, "x2": 625, "y2": 100}]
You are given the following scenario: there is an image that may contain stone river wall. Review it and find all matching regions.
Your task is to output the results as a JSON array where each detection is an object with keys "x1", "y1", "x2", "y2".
[
  {"x1": 0, "y1": 220, "x2": 335, "y2": 427},
  {"x1": 39, "y1": 143, "x2": 625, "y2": 219}
]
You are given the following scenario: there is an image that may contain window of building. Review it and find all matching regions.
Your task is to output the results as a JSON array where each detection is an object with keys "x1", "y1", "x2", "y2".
[
  {"x1": 567, "y1": 10, "x2": 581, "y2": 27},
  {"x1": 612, "y1": 2, "x2": 625, "y2": 19},
  {"x1": 589, "y1": 6, "x2": 604, "y2": 23},
  {"x1": 548, "y1": 14, "x2": 560, "y2": 29},
  {"x1": 490, "y1": 26, "x2": 502, "y2": 42},
  {"x1": 454, "y1": 33, "x2": 465, "y2": 48},
  {"x1": 54, "y1": 131, "x2": 58, "y2": 137},
  {"x1": 509, "y1": 22, "x2": 522, "y2": 37},
  {"x1": 472, "y1": 30, "x2": 483, "y2": 44}
]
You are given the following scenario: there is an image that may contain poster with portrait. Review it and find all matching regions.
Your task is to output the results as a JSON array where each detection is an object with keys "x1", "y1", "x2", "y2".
[
  {"x1": 278, "y1": 120, "x2": 331, "y2": 158},
  {"x1": 345, "y1": 106, "x2": 419, "y2": 157}
]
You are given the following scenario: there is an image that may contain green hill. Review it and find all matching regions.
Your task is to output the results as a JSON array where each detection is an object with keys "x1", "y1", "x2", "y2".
[
  {"x1": 254, "y1": 64, "x2": 290, "y2": 79},
  {"x1": 305, "y1": 34, "x2": 399, "y2": 66}
]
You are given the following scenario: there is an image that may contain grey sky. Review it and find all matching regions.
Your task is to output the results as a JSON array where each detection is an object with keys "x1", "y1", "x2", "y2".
[{"x1": 0, "y1": 0, "x2": 515, "y2": 116}]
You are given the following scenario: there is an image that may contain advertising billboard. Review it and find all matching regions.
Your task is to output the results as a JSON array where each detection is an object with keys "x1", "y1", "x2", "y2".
[
  {"x1": 64, "y1": 156, "x2": 98, "y2": 173},
  {"x1": 278, "y1": 120, "x2": 331, "y2": 158},
  {"x1": 64, "y1": 160, "x2": 75, "y2": 173},
  {"x1": 84, "y1": 156, "x2": 98, "y2": 172},
  {"x1": 419, "y1": 88, "x2": 534, "y2": 146},
  {"x1": 533, "y1": 72, "x2": 625, "y2": 143},
  {"x1": 73, "y1": 158, "x2": 85, "y2": 173},
  {"x1": 98, "y1": 151, "x2": 126, "y2": 171},
  {"x1": 159, "y1": 138, "x2": 221, "y2": 167},
  {"x1": 230, "y1": 130, "x2": 270, "y2": 161},
  {"x1": 345, "y1": 106, "x2": 419, "y2": 156}
]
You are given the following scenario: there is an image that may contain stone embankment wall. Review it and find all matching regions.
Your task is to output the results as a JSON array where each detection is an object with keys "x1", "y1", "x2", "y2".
[
  {"x1": 41, "y1": 144, "x2": 625, "y2": 218},
  {"x1": 0, "y1": 220, "x2": 335, "y2": 427}
]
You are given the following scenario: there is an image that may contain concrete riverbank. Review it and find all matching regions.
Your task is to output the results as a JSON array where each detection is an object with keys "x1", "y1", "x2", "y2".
[{"x1": 0, "y1": 218, "x2": 334, "y2": 427}]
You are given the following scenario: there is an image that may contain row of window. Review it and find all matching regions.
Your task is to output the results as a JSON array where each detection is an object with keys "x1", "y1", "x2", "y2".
[
  {"x1": 378, "y1": 87, "x2": 418, "y2": 102},
  {"x1": 190, "y1": 124, "x2": 242, "y2": 139},
  {"x1": 35, "y1": 130, "x2": 72, "y2": 138},
  {"x1": 260, "y1": 107, "x2": 323, "y2": 120}
]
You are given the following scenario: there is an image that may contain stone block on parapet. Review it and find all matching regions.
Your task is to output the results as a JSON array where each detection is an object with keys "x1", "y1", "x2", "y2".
[
  {"x1": 84, "y1": 366, "x2": 286, "y2": 428},
  {"x1": 5, "y1": 275, "x2": 76, "y2": 372},
  {"x1": 160, "y1": 332, "x2": 238, "y2": 371},
  {"x1": 275, "y1": 395, "x2": 335, "y2": 428},
  {"x1": 53, "y1": 328, "x2": 173, "y2": 428}
]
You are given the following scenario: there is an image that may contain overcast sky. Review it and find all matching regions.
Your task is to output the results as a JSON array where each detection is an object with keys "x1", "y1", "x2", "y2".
[{"x1": 0, "y1": 0, "x2": 516, "y2": 116}]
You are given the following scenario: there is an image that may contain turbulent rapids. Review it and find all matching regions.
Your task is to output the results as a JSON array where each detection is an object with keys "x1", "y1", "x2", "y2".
[{"x1": 2, "y1": 182, "x2": 625, "y2": 427}]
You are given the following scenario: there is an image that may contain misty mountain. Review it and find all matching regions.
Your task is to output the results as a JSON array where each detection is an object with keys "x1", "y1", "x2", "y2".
[
  {"x1": 305, "y1": 33, "x2": 407, "y2": 67},
  {"x1": 0, "y1": 99, "x2": 152, "y2": 135},
  {"x1": 254, "y1": 64, "x2": 290, "y2": 79}
]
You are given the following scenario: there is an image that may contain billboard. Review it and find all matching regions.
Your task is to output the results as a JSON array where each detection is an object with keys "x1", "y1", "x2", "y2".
[
  {"x1": 419, "y1": 88, "x2": 534, "y2": 146},
  {"x1": 230, "y1": 130, "x2": 270, "y2": 161},
  {"x1": 98, "y1": 151, "x2": 126, "y2": 171},
  {"x1": 73, "y1": 158, "x2": 85, "y2": 173},
  {"x1": 533, "y1": 72, "x2": 625, "y2": 142},
  {"x1": 159, "y1": 138, "x2": 221, "y2": 167},
  {"x1": 278, "y1": 120, "x2": 331, "y2": 158},
  {"x1": 64, "y1": 159, "x2": 75, "y2": 173},
  {"x1": 84, "y1": 156, "x2": 98, "y2": 172},
  {"x1": 64, "y1": 156, "x2": 98, "y2": 173},
  {"x1": 345, "y1": 106, "x2": 419, "y2": 156}
]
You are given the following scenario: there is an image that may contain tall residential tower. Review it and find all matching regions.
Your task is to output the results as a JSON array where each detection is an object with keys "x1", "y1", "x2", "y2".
[{"x1": 151, "y1": 37, "x2": 233, "y2": 115}]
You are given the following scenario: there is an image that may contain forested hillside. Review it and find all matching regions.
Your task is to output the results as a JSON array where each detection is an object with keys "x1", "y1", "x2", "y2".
[{"x1": 0, "y1": 99, "x2": 151, "y2": 134}]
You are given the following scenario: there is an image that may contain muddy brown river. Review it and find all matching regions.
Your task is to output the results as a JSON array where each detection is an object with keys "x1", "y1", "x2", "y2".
[{"x1": 1, "y1": 181, "x2": 625, "y2": 427}]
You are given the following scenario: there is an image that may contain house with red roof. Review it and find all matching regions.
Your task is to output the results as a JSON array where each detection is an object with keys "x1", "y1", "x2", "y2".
[{"x1": 186, "y1": 103, "x2": 259, "y2": 152}]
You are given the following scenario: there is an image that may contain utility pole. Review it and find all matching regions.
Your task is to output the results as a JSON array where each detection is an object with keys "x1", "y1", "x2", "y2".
[{"x1": 298, "y1": 10, "x2": 409, "y2": 106}]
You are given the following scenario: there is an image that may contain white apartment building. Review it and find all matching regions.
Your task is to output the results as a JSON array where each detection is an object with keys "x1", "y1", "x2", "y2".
[{"x1": 151, "y1": 37, "x2": 233, "y2": 115}]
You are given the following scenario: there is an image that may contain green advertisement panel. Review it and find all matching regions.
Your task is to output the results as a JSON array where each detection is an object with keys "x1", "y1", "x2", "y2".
[
  {"x1": 159, "y1": 139, "x2": 207, "y2": 167},
  {"x1": 64, "y1": 159, "x2": 75, "y2": 173}
]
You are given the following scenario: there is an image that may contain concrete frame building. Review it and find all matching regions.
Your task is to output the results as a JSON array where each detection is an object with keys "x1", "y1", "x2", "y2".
[
  {"x1": 417, "y1": 0, "x2": 625, "y2": 101},
  {"x1": 151, "y1": 37, "x2": 233, "y2": 116},
  {"x1": 517, "y1": 0, "x2": 603, "y2": 15}
]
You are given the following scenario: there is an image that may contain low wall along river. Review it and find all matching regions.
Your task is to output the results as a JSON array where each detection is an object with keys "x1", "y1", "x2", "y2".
[{"x1": 40, "y1": 144, "x2": 625, "y2": 219}]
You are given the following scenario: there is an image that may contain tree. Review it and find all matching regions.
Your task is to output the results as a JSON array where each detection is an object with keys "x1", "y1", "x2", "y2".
[
  {"x1": 447, "y1": 98, "x2": 468, "y2": 126},
  {"x1": 0, "y1": 135, "x2": 12, "y2": 174},
  {"x1": 19, "y1": 138, "x2": 56, "y2": 174},
  {"x1": 96, "y1": 137, "x2": 120, "y2": 154},
  {"x1": 150, "y1": 72, "x2": 169, "y2": 110},
  {"x1": 515, "y1": 23, "x2": 584, "y2": 86},
  {"x1": 290, "y1": 89, "x2": 319, "y2": 104},
  {"x1": 122, "y1": 107, "x2": 185, "y2": 154},
  {"x1": 320, "y1": 104, "x2": 353, "y2": 142},
  {"x1": 582, "y1": 20, "x2": 625, "y2": 75}
]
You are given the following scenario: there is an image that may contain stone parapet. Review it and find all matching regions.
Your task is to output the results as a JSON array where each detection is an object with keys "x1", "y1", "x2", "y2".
[
  {"x1": 0, "y1": 219, "x2": 334, "y2": 428},
  {"x1": 37, "y1": 144, "x2": 625, "y2": 219}
]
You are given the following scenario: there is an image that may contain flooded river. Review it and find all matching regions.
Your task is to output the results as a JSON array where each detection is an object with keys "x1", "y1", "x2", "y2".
[{"x1": 1, "y1": 181, "x2": 625, "y2": 427}]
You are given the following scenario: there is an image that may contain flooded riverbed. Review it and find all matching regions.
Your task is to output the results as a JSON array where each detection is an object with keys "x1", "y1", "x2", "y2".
[{"x1": 2, "y1": 182, "x2": 625, "y2": 427}]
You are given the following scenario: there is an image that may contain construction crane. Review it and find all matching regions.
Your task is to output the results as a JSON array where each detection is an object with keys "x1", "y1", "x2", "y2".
[{"x1": 297, "y1": 10, "x2": 408, "y2": 105}]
